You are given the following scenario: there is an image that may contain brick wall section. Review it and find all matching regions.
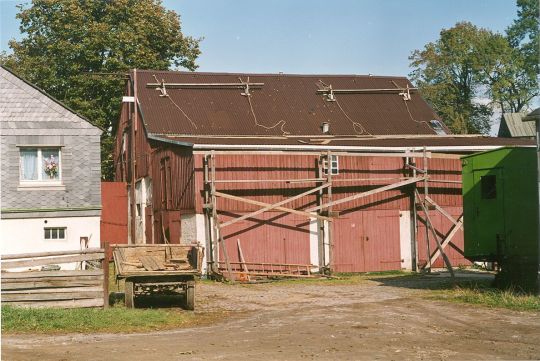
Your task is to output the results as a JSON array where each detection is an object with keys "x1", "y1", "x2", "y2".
[{"x1": 0, "y1": 66, "x2": 102, "y2": 216}]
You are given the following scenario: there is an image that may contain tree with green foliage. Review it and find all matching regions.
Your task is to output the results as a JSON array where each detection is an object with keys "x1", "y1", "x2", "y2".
[
  {"x1": 1, "y1": 0, "x2": 201, "y2": 179},
  {"x1": 409, "y1": 22, "x2": 493, "y2": 134},
  {"x1": 410, "y1": 0, "x2": 539, "y2": 134}
]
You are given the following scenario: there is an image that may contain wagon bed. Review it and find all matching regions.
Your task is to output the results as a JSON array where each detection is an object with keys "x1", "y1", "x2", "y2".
[{"x1": 112, "y1": 244, "x2": 202, "y2": 310}]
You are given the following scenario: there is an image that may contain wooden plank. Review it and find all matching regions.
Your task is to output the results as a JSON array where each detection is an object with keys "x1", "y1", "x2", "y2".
[
  {"x1": 2, "y1": 279, "x2": 103, "y2": 290},
  {"x1": 425, "y1": 196, "x2": 461, "y2": 225},
  {"x1": 220, "y1": 183, "x2": 331, "y2": 228},
  {"x1": 112, "y1": 244, "x2": 192, "y2": 248},
  {"x1": 307, "y1": 176, "x2": 425, "y2": 212},
  {"x1": 4, "y1": 298, "x2": 104, "y2": 308},
  {"x1": 139, "y1": 256, "x2": 164, "y2": 271},
  {"x1": 1, "y1": 274, "x2": 103, "y2": 283},
  {"x1": 237, "y1": 239, "x2": 250, "y2": 282},
  {"x1": 428, "y1": 216, "x2": 464, "y2": 266},
  {"x1": 2, "y1": 290, "x2": 103, "y2": 302},
  {"x1": 2, "y1": 286, "x2": 103, "y2": 294},
  {"x1": 1, "y1": 248, "x2": 104, "y2": 260},
  {"x1": 102, "y1": 242, "x2": 110, "y2": 309},
  {"x1": 214, "y1": 191, "x2": 332, "y2": 221},
  {"x1": 1, "y1": 270, "x2": 103, "y2": 279},
  {"x1": 1, "y1": 253, "x2": 105, "y2": 270},
  {"x1": 116, "y1": 270, "x2": 199, "y2": 278},
  {"x1": 415, "y1": 189, "x2": 455, "y2": 278}
]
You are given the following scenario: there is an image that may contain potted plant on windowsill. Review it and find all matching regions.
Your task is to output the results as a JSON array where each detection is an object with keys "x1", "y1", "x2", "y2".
[{"x1": 44, "y1": 155, "x2": 58, "y2": 179}]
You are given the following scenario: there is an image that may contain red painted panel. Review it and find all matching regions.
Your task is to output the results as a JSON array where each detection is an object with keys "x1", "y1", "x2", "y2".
[
  {"x1": 417, "y1": 206, "x2": 470, "y2": 268},
  {"x1": 332, "y1": 210, "x2": 365, "y2": 272},
  {"x1": 100, "y1": 182, "x2": 128, "y2": 246},
  {"x1": 332, "y1": 209, "x2": 401, "y2": 272},
  {"x1": 218, "y1": 212, "x2": 311, "y2": 266},
  {"x1": 362, "y1": 210, "x2": 402, "y2": 271}
]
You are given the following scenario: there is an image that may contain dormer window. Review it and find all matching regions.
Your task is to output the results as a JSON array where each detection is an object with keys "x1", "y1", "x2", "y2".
[{"x1": 430, "y1": 120, "x2": 447, "y2": 135}]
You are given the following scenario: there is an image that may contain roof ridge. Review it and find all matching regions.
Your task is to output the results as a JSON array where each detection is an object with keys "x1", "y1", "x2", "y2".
[{"x1": 136, "y1": 69, "x2": 409, "y2": 79}]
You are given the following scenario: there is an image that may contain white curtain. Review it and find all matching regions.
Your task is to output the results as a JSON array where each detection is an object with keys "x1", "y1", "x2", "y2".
[{"x1": 21, "y1": 149, "x2": 38, "y2": 180}]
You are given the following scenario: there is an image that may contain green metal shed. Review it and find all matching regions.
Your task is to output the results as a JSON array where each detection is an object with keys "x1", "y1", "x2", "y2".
[{"x1": 462, "y1": 147, "x2": 539, "y2": 292}]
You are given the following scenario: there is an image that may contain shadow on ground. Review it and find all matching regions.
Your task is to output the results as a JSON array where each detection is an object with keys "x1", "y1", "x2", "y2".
[
  {"x1": 370, "y1": 270, "x2": 495, "y2": 291},
  {"x1": 109, "y1": 292, "x2": 187, "y2": 308}
]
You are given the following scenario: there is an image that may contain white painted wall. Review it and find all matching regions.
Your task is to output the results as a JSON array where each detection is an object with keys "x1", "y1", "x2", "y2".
[
  {"x1": 309, "y1": 219, "x2": 319, "y2": 272},
  {"x1": 0, "y1": 216, "x2": 100, "y2": 270},
  {"x1": 399, "y1": 211, "x2": 412, "y2": 270}
]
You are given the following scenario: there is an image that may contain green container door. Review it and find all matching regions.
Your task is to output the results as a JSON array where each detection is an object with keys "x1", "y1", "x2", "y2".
[{"x1": 466, "y1": 168, "x2": 505, "y2": 259}]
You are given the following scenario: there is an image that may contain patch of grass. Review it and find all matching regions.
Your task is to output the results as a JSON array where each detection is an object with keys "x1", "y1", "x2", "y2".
[
  {"x1": 429, "y1": 284, "x2": 540, "y2": 312},
  {"x1": 1, "y1": 305, "x2": 227, "y2": 334}
]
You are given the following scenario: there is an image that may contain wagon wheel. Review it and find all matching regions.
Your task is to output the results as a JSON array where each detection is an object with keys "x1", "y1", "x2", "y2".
[
  {"x1": 125, "y1": 281, "x2": 135, "y2": 308},
  {"x1": 184, "y1": 282, "x2": 195, "y2": 311}
]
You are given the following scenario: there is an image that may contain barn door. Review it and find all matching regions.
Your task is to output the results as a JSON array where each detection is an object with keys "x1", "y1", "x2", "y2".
[
  {"x1": 362, "y1": 210, "x2": 401, "y2": 271},
  {"x1": 472, "y1": 168, "x2": 505, "y2": 256},
  {"x1": 332, "y1": 211, "x2": 365, "y2": 272}
]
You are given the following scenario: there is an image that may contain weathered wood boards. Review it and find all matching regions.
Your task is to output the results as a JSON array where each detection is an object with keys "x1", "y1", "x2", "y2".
[{"x1": 1, "y1": 250, "x2": 106, "y2": 308}]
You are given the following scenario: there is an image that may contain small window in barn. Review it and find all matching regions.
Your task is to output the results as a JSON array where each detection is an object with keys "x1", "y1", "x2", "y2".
[
  {"x1": 44, "y1": 227, "x2": 67, "y2": 240},
  {"x1": 481, "y1": 175, "x2": 497, "y2": 199},
  {"x1": 19, "y1": 147, "x2": 62, "y2": 184},
  {"x1": 430, "y1": 120, "x2": 447, "y2": 135},
  {"x1": 323, "y1": 155, "x2": 339, "y2": 176}
]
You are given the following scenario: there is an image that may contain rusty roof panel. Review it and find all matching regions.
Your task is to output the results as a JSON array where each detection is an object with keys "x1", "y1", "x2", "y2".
[{"x1": 136, "y1": 70, "x2": 445, "y2": 137}]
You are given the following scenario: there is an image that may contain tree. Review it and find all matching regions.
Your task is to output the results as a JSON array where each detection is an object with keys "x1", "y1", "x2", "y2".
[
  {"x1": 409, "y1": 22, "x2": 493, "y2": 134},
  {"x1": 1, "y1": 0, "x2": 201, "y2": 179}
]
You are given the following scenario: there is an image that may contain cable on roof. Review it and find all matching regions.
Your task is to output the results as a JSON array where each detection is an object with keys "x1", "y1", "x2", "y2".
[
  {"x1": 239, "y1": 76, "x2": 290, "y2": 135},
  {"x1": 153, "y1": 74, "x2": 198, "y2": 129},
  {"x1": 317, "y1": 80, "x2": 372, "y2": 136},
  {"x1": 390, "y1": 80, "x2": 434, "y2": 134}
]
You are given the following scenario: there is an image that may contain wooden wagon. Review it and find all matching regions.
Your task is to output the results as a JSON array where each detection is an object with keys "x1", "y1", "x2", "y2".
[{"x1": 112, "y1": 244, "x2": 202, "y2": 310}]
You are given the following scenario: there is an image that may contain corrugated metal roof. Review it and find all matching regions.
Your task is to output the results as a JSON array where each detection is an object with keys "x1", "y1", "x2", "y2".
[
  {"x1": 498, "y1": 113, "x2": 536, "y2": 138},
  {"x1": 136, "y1": 70, "x2": 445, "y2": 137}
]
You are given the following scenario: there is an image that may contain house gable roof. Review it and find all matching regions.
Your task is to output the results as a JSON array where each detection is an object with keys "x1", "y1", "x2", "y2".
[
  {"x1": 0, "y1": 66, "x2": 102, "y2": 135},
  {"x1": 136, "y1": 70, "x2": 446, "y2": 137}
]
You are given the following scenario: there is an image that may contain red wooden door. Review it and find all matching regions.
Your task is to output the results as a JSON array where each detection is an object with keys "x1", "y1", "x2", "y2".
[
  {"x1": 332, "y1": 211, "x2": 365, "y2": 272},
  {"x1": 332, "y1": 210, "x2": 401, "y2": 272},
  {"x1": 362, "y1": 210, "x2": 401, "y2": 271}
]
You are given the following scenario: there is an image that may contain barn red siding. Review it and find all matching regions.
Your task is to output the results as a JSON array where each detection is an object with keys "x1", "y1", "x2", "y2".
[
  {"x1": 191, "y1": 153, "x2": 464, "y2": 272},
  {"x1": 100, "y1": 182, "x2": 128, "y2": 247},
  {"x1": 218, "y1": 212, "x2": 311, "y2": 265}
]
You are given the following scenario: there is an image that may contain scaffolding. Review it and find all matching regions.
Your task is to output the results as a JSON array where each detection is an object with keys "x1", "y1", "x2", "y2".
[{"x1": 202, "y1": 149, "x2": 464, "y2": 281}]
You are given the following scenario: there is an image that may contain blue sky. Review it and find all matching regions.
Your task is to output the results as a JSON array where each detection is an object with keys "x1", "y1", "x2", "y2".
[
  {"x1": 0, "y1": 0, "x2": 521, "y2": 134},
  {"x1": 1, "y1": 0, "x2": 518, "y2": 76}
]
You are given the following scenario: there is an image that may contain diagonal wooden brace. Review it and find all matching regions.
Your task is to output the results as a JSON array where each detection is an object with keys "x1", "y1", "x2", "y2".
[
  {"x1": 415, "y1": 189, "x2": 455, "y2": 278},
  {"x1": 424, "y1": 195, "x2": 460, "y2": 226},
  {"x1": 428, "y1": 215, "x2": 463, "y2": 266},
  {"x1": 306, "y1": 176, "x2": 426, "y2": 212},
  {"x1": 219, "y1": 183, "x2": 331, "y2": 228},
  {"x1": 213, "y1": 191, "x2": 333, "y2": 223}
]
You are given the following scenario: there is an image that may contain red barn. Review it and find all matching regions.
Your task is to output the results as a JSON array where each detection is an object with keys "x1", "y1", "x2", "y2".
[{"x1": 114, "y1": 70, "x2": 532, "y2": 276}]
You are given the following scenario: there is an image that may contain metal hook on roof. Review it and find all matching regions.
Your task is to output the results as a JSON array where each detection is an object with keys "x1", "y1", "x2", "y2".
[
  {"x1": 153, "y1": 74, "x2": 168, "y2": 97},
  {"x1": 239, "y1": 76, "x2": 251, "y2": 97}
]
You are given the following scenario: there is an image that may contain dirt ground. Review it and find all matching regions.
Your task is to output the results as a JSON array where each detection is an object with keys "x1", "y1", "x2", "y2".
[{"x1": 3, "y1": 272, "x2": 540, "y2": 361}]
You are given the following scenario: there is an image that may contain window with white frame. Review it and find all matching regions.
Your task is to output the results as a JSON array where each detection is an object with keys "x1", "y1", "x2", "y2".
[
  {"x1": 19, "y1": 148, "x2": 61, "y2": 183},
  {"x1": 44, "y1": 227, "x2": 67, "y2": 240},
  {"x1": 323, "y1": 155, "x2": 339, "y2": 175}
]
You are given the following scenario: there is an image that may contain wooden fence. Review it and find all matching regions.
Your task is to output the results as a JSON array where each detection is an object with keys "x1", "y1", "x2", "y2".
[{"x1": 1, "y1": 246, "x2": 109, "y2": 309}]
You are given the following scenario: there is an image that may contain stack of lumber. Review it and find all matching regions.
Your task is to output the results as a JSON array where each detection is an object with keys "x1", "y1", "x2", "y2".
[{"x1": 113, "y1": 245, "x2": 201, "y2": 276}]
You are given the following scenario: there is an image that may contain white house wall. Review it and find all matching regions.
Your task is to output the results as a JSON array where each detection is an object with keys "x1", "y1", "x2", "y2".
[{"x1": 0, "y1": 215, "x2": 100, "y2": 270}]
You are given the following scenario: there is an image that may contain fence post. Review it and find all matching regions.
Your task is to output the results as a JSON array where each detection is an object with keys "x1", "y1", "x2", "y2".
[{"x1": 102, "y1": 242, "x2": 110, "y2": 308}]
